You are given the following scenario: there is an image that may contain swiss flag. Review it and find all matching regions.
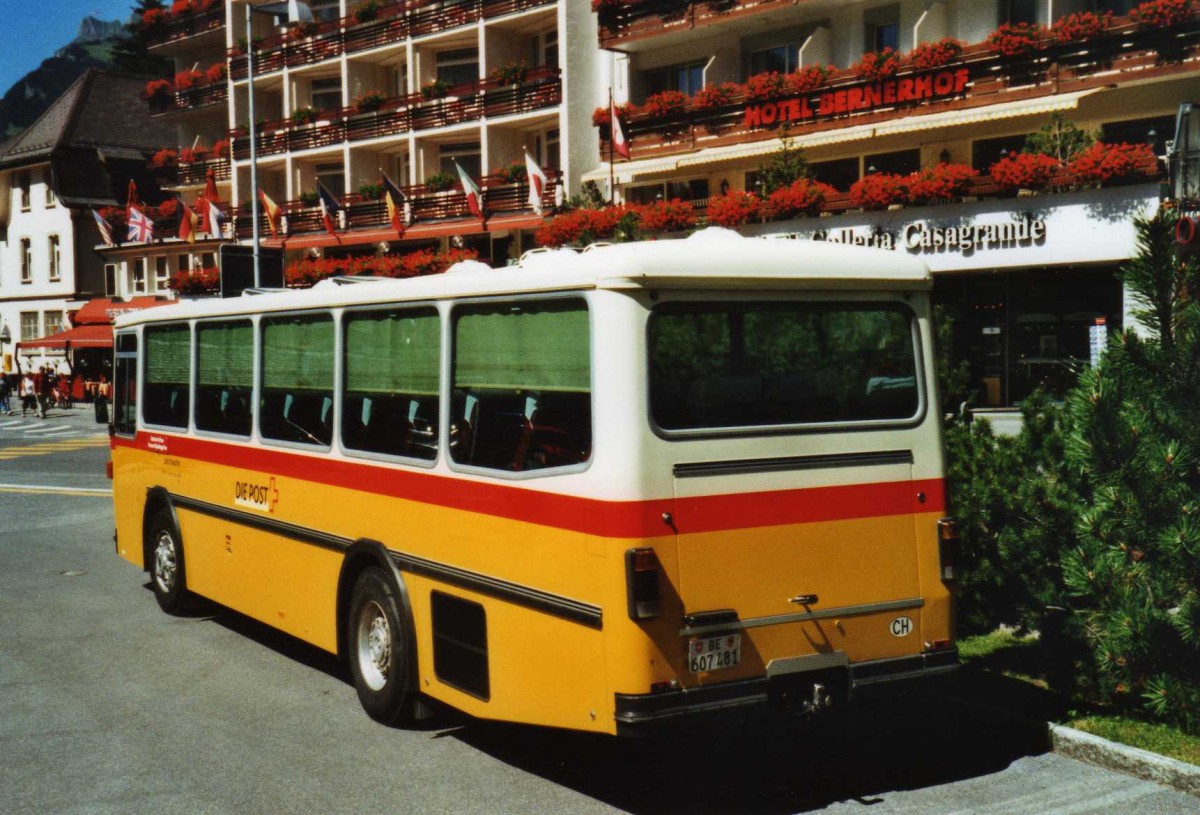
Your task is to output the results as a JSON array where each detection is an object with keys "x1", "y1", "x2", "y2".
[
  {"x1": 525, "y1": 149, "x2": 548, "y2": 215},
  {"x1": 610, "y1": 93, "x2": 630, "y2": 160}
]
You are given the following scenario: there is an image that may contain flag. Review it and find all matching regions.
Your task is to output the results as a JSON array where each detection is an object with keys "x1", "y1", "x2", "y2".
[
  {"x1": 127, "y1": 205, "x2": 154, "y2": 243},
  {"x1": 196, "y1": 195, "x2": 225, "y2": 238},
  {"x1": 317, "y1": 181, "x2": 343, "y2": 236},
  {"x1": 610, "y1": 92, "x2": 630, "y2": 160},
  {"x1": 381, "y1": 173, "x2": 406, "y2": 236},
  {"x1": 91, "y1": 209, "x2": 114, "y2": 247},
  {"x1": 177, "y1": 197, "x2": 198, "y2": 244},
  {"x1": 454, "y1": 160, "x2": 483, "y2": 219},
  {"x1": 524, "y1": 149, "x2": 548, "y2": 215},
  {"x1": 204, "y1": 167, "x2": 220, "y2": 204},
  {"x1": 259, "y1": 188, "x2": 281, "y2": 238}
]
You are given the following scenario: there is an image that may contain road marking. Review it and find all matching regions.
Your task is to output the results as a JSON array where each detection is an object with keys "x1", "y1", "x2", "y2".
[
  {"x1": 0, "y1": 484, "x2": 111, "y2": 496},
  {"x1": 0, "y1": 436, "x2": 109, "y2": 461}
]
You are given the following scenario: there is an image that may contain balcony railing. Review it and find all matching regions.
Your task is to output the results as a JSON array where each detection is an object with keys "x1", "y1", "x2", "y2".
[
  {"x1": 232, "y1": 69, "x2": 561, "y2": 160},
  {"x1": 597, "y1": 0, "x2": 797, "y2": 47},
  {"x1": 229, "y1": 0, "x2": 555, "y2": 80},
  {"x1": 178, "y1": 157, "x2": 231, "y2": 187},
  {"x1": 232, "y1": 169, "x2": 561, "y2": 240},
  {"x1": 144, "y1": 4, "x2": 226, "y2": 49},
  {"x1": 148, "y1": 81, "x2": 228, "y2": 116},
  {"x1": 604, "y1": 12, "x2": 1200, "y2": 163}
]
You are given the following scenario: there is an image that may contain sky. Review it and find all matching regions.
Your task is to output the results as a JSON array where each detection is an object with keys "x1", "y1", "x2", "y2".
[{"x1": 0, "y1": 0, "x2": 136, "y2": 94}]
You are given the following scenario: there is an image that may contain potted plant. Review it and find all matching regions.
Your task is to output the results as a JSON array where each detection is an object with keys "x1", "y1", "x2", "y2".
[
  {"x1": 290, "y1": 106, "x2": 321, "y2": 125},
  {"x1": 767, "y1": 177, "x2": 837, "y2": 218},
  {"x1": 421, "y1": 79, "x2": 451, "y2": 100},
  {"x1": 848, "y1": 173, "x2": 910, "y2": 210},
  {"x1": 493, "y1": 163, "x2": 528, "y2": 184},
  {"x1": 1132, "y1": 0, "x2": 1196, "y2": 28},
  {"x1": 987, "y1": 22, "x2": 1047, "y2": 58},
  {"x1": 988, "y1": 151, "x2": 1060, "y2": 192},
  {"x1": 692, "y1": 82, "x2": 739, "y2": 110},
  {"x1": 706, "y1": 190, "x2": 762, "y2": 227},
  {"x1": 909, "y1": 38, "x2": 964, "y2": 71},
  {"x1": 173, "y1": 69, "x2": 204, "y2": 90},
  {"x1": 907, "y1": 162, "x2": 975, "y2": 204},
  {"x1": 489, "y1": 61, "x2": 529, "y2": 86},
  {"x1": 1066, "y1": 141, "x2": 1159, "y2": 186},
  {"x1": 423, "y1": 172, "x2": 455, "y2": 192},
  {"x1": 299, "y1": 190, "x2": 320, "y2": 206},
  {"x1": 853, "y1": 47, "x2": 900, "y2": 81},
  {"x1": 786, "y1": 64, "x2": 830, "y2": 94},
  {"x1": 353, "y1": 1, "x2": 382, "y2": 23},
  {"x1": 640, "y1": 90, "x2": 689, "y2": 118},
  {"x1": 744, "y1": 71, "x2": 788, "y2": 101},
  {"x1": 1051, "y1": 10, "x2": 1112, "y2": 44},
  {"x1": 637, "y1": 199, "x2": 697, "y2": 233},
  {"x1": 151, "y1": 148, "x2": 179, "y2": 169},
  {"x1": 144, "y1": 78, "x2": 173, "y2": 102},
  {"x1": 204, "y1": 63, "x2": 227, "y2": 84},
  {"x1": 358, "y1": 183, "x2": 384, "y2": 200},
  {"x1": 352, "y1": 91, "x2": 387, "y2": 112}
]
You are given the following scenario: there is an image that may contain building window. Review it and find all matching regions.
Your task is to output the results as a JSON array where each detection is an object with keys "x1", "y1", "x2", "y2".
[
  {"x1": 439, "y1": 142, "x2": 482, "y2": 179},
  {"x1": 864, "y1": 5, "x2": 900, "y2": 53},
  {"x1": 310, "y1": 77, "x2": 341, "y2": 112},
  {"x1": 972, "y1": 134, "x2": 1031, "y2": 170},
  {"x1": 532, "y1": 29, "x2": 558, "y2": 70},
  {"x1": 646, "y1": 62, "x2": 705, "y2": 97},
  {"x1": 154, "y1": 257, "x2": 170, "y2": 291},
  {"x1": 749, "y1": 44, "x2": 800, "y2": 76},
  {"x1": 311, "y1": 0, "x2": 339, "y2": 21},
  {"x1": 20, "y1": 312, "x2": 38, "y2": 342},
  {"x1": 105, "y1": 264, "x2": 118, "y2": 296},
  {"x1": 810, "y1": 158, "x2": 861, "y2": 191},
  {"x1": 1000, "y1": 0, "x2": 1039, "y2": 25},
  {"x1": 865, "y1": 148, "x2": 920, "y2": 176},
  {"x1": 18, "y1": 173, "x2": 30, "y2": 210},
  {"x1": 314, "y1": 163, "x2": 345, "y2": 199},
  {"x1": 20, "y1": 239, "x2": 32, "y2": 283},
  {"x1": 436, "y1": 48, "x2": 479, "y2": 89},
  {"x1": 1102, "y1": 115, "x2": 1175, "y2": 156},
  {"x1": 44, "y1": 311, "x2": 64, "y2": 337},
  {"x1": 48, "y1": 235, "x2": 60, "y2": 281},
  {"x1": 45, "y1": 182, "x2": 56, "y2": 208},
  {"x1": 201, "y1": 252, "x2": 216, "y2": 269},
  {"x1": 177, "y1": 254, "x2": 192, "y2": 274},
  {"x1": 626, "y1": 178, "x2": 709, "y2": 205},
  {"x1": 1091, "y1": 1, "x2": 1136, "y2": 15},
  {"x1": 132, "y1": 258, "x2": 147, "y2": 294},
  {"x1": 543, "y1": 128, "x2": 560, "y2": 171}
]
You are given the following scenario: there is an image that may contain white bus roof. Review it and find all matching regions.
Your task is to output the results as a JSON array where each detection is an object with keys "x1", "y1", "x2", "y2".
[{"x1": 114, "y1": 230, "x2": 931, "y2": 327}]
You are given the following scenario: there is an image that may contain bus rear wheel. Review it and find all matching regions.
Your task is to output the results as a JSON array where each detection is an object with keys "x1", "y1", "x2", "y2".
[
  {"x1": 349, "y1": 567, "x2": 416, "y2": 725},
  {"x1": 148, "y1": 508, "x2": 188, "y2": 615}
]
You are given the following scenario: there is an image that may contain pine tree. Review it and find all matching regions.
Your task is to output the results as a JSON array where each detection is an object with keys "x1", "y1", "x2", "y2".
[
  {"x1": 756, "y1": 126, "x2": 810, "y2": 195},
  {"x1": 1058, "y1": 209, "x2": 1200, "y2": 733},
  {"x1": 1024, "y1": 112, "x2": 1095, "y2": 165},
  {"x1": 110, "y1": 1, "x2": 172, "y2": 78}
]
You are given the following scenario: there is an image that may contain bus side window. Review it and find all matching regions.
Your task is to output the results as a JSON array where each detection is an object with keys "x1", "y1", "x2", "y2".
[
  {"x1": 342, "y1": 308, "x2": 439, "y2": 460},
  {"x1": 113, "y1": 332, "x2": 138, "y2": 436},
  {"x1": 451, "y1": 300, "x2": 591, "y2": 473},
  {"x1": 261, "y1": 313, "x2": 334, "y2": 447},
  {"x1": 196, "y1": 320, "x2": 253, "y2": 437},
  {"x1": 143, "y1": 324, "x2": 191, "y2": 429}
]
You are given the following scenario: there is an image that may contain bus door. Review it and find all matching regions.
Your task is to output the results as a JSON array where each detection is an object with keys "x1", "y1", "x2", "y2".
[{"x1": 670, "y1": 455, "x2": 923, "y2": 681}]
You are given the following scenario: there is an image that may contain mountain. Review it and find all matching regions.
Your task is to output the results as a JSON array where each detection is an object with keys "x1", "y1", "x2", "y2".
[{"x1": 0, "y1": 17, "x2": 127, "y2": 139}]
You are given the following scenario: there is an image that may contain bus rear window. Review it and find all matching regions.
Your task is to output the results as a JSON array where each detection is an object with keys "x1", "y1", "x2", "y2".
[{"x1": 648, "y1": 302, "x2": 920, "y2": 431}]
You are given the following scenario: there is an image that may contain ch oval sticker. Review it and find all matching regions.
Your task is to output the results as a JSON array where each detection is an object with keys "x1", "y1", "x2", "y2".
[{"x1": 889, "y1": 616, "x2": 913, "y2": 637}]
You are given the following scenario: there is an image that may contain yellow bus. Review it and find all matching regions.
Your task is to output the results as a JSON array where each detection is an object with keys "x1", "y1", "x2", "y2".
[{"x1": 110, "y1": 230, "x2": 958, "y2": 734}]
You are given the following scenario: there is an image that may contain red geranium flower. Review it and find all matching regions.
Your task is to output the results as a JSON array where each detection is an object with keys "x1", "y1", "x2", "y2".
[
  {"x1": 706, "y1": 190, "x2": 761, "y2": 227},
  {"x1": 640, "y1": 90, "x2": 689, "y2": 118},
  {"x1": 853, "y1": 48, "x2": 900, "y2": 82},
  {"x1": 638, "y1": 199, "x2": 696, "y2": 233},
  {"x1": 786, "y1": 65, "x2": 830, "y2": 94},
  {"x1": 767, "y1": 178, "x2": 837, "y2": 218},
  {"x1": 1066, "y1": 142, "x2": 1159, "y2": 184},
  {"x1": 848, "y1": 173, "x2": 910, "y2": 209},
  {"x1": 989, "y1": 151, "x2": 1061, "y2": 191},
  {"x1": 1051, "y1": 11, "x2": 1112, "y2": 44},
  {"x1": 908, "y1": 163, "x2": 976, "y2": 204},
  {"x1": 744, "y1": 71, "x2": 788, "y2": 101},
  {"x1": 987, "y1": 22, "x2": 1047, "y2": 57},
  {"x1": 692, "y1": 82, "x2": 740, "y2": 110},
  {"x1": 909, "y1": 38, "x2": 964, "y2": 71}
]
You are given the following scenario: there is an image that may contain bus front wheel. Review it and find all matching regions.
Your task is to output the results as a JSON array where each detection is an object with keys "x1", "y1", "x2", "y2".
[
  {"x1": 148, "y1": 508, "x2": 188, "y2": 615},
  {"x1": 349, "y1": 567, "x2": 415, "y2": 725}
]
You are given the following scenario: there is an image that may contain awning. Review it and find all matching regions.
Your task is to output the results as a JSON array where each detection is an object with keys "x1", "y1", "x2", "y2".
[
  {"x1": 261, "y1": 213, "x2": 545, "y2": 250},
  {"x1": 17, "y1": 324, "x2": 114, "y2": 351},
  {"x1": 71, "y1": 296, "x2": 173, "y2": 326},
  {"x1": 582, "y1": 87, "x2": 1109, "y2": 183}
]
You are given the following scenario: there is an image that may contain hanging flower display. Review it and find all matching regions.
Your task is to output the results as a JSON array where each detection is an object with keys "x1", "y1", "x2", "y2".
[
  {"x1": 853, "y1": 48, "x2": 900, "y2": 82},
  {"x1": 907, "y1": 163, "x2": 976, "y2": 204},
  {"x1": 744, "y1": 71, "x2": 788, "y2": 101},
  {"x1": 848, "y1": 173, "x2": 911, "y2": 209},
  {"x1": 640, "y1": 90, "x2": 689, "y2": 118},
  {"x1": 170, "y1": 267, "x2": 220, "y2": 295},
  {"x1": 1131, "y1": 0, "x2": 1195, "y2": 28},
  {"x1": 638, "y1": 199, "x2": 697, "y2": 233},
  {"x1": 1066, "y1": 142, "x2": 1158, "y2": 185},
  {"x1": 988, "y1": 151, "x2": 1061, "y2": 191},
  {"x1": 785, "y1": 65, "x2": 830, "y2": 94},
  {"x1": 910, "y1": 38, "x2": 964, "y2": 71},
  {"x1": 1051, "y1": 11, "x2": 1113, "y2": 44},
  {"x1": 205, "y1": 64, "x2": 227, "y2": 84},
  {"x1": 705, "y1": 190, "x2": 762, "y2": 227},
  {"x1": 173, "y1": 69, "x2": 204, "y2": 90},
  {"x1": 692, "y1": 82, "x2": 739, "y2": 110},
  {"x1": 767, "y1": 178, "x2": 837, "y2": 218},
  {"x1": 986, "y1": 22, "x2": 1047, "y2": 58},
  {"x1": 151, "y1": 148, "x2": 179, "y2": 169}
]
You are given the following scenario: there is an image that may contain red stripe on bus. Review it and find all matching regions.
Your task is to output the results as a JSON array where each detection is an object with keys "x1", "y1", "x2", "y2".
[{"x1": 113, "y1": 433, "x2": 944, "y2": 537}]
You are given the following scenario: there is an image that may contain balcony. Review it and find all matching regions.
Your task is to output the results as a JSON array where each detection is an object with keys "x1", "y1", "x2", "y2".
[
  {"x1": 147, "y1": 80, "x2": 229, "y2": 116},
  {"x1": 143, "y1": 2, "x2": 226, "y2": 51},
  {"x1": 232, "y1": 169, "x2": 561, "y2": 241},
  {"x1": 603, "y1": 11, "x2": 1200, "y2": 164},
  {"x1": 178, "y1": 156, "x2": 231, "y2": 187},
  {"x1": 229, "y1": 0, "x2": 555, "y2": 80},
  {"x1": 596, "y1": 0, "x2": 800, "y2": 49},
  {"x1": 231, "y1": 68, "x2": 561, "y2": 159}
]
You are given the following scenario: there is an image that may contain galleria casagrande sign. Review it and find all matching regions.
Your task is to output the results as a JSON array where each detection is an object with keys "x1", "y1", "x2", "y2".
[{"x1": 812, "y1": 216, "x2": 1049, "y2": 255}]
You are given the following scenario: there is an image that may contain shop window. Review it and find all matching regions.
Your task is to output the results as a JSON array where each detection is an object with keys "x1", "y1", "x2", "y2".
[
  {"x1": 1000, "y1": 0, "x2": 1039, "y2": 25},
  {"x1": 645, "y1": 62, "x2": 705, "y2": 97},
  {"x1": 626, "y1": 179, "x2": 708, "y2": 205},
  {"x1": 260, "y1": 313, "x2": 335, "y2": 447},
  {"x1": 973, "y1": 134, "x2": 1030, "y2": 171},
  {"x1": 20, "y1": 238, "x2": 32, "y2": 283},
  {"x1": 864, "y1": 5, "x2": 900, "y2": 53},
  {"x1": 1102, "y1": 115, "x2": 1174, "y2": 156},
  {"x1": 865, "y1": 148, "x2": 920, "y2": 176},
  {"x1": 44, "y1": 310, "x2": 63, "y2": 337},
  {"x1": 48, "y1": 235, "x2": 60, "y2": 281},
  {"x1": 342, "y1": 307, "x2": 440, "y2": 460},
  {"x1": 196, "y1": 320, "x2": 253, "y2": 437},
  {"x1": 143, "y1": 324, "x2": 191, "y2": 429},
  {"x1": 451, "y1": 299, "x2": 592, "y2": 472},
  {"x1": 749, "y1": 44, "x2": 800, "y2": 76},
  {"x1": 310, "y1": 77, "x2": 341, "y2": 112},
  {"x1": 810, "y1": 158, "x2": 860, "y2": 191},
  {"x1": 436, "y1": 48, "x2": 479, "y2": 89},
  {"x1": 439, "y1": 142, "x2": 481, "y2": 179}
]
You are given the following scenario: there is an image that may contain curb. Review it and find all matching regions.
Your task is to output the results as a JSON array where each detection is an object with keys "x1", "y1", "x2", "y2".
[{"x1": 1049, "y1": 723, "x2": 1200, "y2": 797}]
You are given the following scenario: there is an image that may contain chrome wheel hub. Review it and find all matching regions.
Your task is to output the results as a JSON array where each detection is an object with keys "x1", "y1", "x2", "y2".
[
  {"x1": 153, "y1": 531, "x2": 177, "y2": 592},
  {"x1": 357, "y1": 601, "x2": 391, "y2": 691}
]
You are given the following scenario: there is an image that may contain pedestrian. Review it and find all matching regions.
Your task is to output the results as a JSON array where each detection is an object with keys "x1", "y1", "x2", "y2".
[
  {"x1": 34, "y1": 366, "x2": 48, "y2": 419},
  {"x1": 19, "y1": 372, "x2": 36, "y2": 417},
  {"x1": 0, "y1": 373, "x2": 11, "y2": 415}
]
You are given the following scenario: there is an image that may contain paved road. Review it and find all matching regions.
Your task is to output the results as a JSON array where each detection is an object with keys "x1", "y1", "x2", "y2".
[{"x1": 1, "y1": 415, "x2": 1196, "y2": 814}]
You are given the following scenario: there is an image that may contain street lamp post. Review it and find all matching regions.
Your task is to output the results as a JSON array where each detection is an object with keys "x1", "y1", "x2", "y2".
[
  {"x1": 0, "y1": 323, "x2": 10, "y2": 374},
  {"x1": 244, "y1": 1, "x2": 314, "y2": 287}
]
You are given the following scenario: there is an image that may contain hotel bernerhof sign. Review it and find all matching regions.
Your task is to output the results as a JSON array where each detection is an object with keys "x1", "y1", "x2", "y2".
[{"x1": 747, "y1": 184, "x2": 1161, "y2": 273}]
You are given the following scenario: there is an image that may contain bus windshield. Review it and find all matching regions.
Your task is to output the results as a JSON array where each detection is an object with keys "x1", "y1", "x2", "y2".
[{"x1": 648, "y1": 301, "x2": 920, "y2": 430}]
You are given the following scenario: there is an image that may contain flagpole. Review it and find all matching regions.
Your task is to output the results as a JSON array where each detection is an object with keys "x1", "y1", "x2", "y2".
[
  {"x1": 246, "y1": 3, "x2": 262, "y2": 288},
  {"x1": 608, "y1": 89, "x2": 615, "y2": 205}
]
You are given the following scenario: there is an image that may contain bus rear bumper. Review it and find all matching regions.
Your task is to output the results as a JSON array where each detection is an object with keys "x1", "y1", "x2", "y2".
[{"x1": 613, "y1": 648, "x2": 958, "y2": 730}]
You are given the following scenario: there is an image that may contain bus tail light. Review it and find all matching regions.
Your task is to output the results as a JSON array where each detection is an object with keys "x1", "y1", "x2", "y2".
[
  {"x1": 625, "y1": 547, "x2": 661, "y2": 621},
  {"x1": 106, "y1": 460, "x2": 113, "y2": 480},
  {"x1": 938, "y1": 518, "x2": 960, "y2": 582}
]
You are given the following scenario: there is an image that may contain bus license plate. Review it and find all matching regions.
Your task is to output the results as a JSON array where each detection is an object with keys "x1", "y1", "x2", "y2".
[{"x1": 687, "y1": 634, "x2": 741, "y2": 673}]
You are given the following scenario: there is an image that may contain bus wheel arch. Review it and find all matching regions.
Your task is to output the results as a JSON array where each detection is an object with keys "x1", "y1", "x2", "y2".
[
  {"x1": 338, "y1": 540, "x2": 425, "y2": 724},
  {"x1": 143, "y1": 490, "x2": 188, "y2": 615}
]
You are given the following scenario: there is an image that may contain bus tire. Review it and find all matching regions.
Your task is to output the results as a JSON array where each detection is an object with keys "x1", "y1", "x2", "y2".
[
  {"x1": 148, "y1": 507, "x2": 188, "y2": 615},
  {"x1": 348, "y1": 567, "x2": 415, "y2": 725}
]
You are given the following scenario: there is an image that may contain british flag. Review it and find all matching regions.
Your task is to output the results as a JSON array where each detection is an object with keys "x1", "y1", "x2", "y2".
[{"x1": 127, "y1": 205, "x2": 154, "y2": 243}]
